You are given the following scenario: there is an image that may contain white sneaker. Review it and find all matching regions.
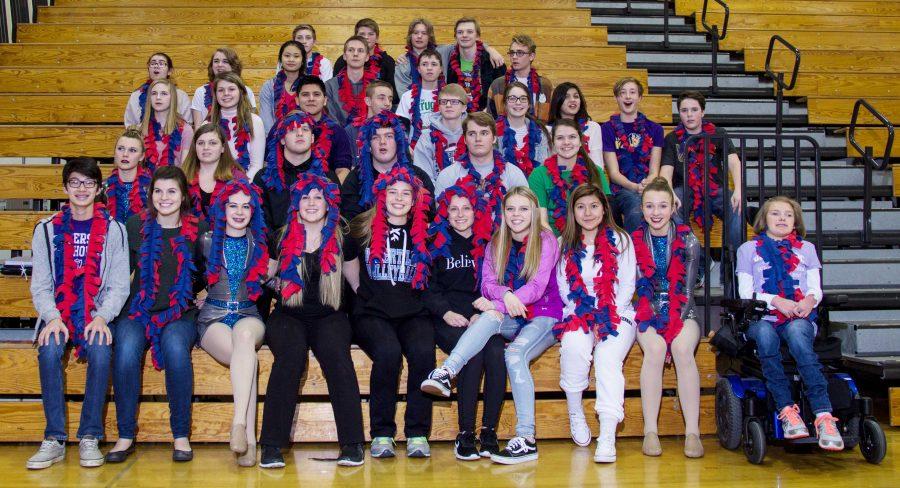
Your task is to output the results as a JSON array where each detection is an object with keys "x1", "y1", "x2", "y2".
[
  {"x1": 569, "y1": 414, "x2": 592, "y2": 447},
  {"x1": 79, "y1": 436, "x2": 104, "y2": 468},
  {"x1": 594, "y1": 433, "x2": 617, "y2": 463},
  {"x1": 26, "y1": 439, "x2": 65, "y2": 470}
]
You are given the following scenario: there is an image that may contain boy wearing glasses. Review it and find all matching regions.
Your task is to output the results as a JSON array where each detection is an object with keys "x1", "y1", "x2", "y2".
[
  {"x1": 413, "y1": 83, "x2": 469, "y2": 184},
  {"x1": 487, "y1": 35, "x2": 553, "y2": 123},
  {"x1": 27, "y1": 158, "x2": 130, "y2": 470},
  {"x1": 124, "y1": 53, "x2": 191, "y2": 127}
]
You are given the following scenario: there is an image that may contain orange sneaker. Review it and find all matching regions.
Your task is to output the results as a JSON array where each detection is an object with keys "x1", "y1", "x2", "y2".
[
  {"x1": 814, "y1": 413, "x2": 844, "y2": 451},
  {"x1": 778, "y1": 404, "x2": 809, "y2": 439}
]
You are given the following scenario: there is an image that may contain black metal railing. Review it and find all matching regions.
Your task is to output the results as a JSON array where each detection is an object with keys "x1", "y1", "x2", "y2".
[
  {"x1": 848, "y1": 99, "x2": 895, "y2": 246},
  {"x1": 764, "y1": 35, "x2": 801, "y2": 136},
  {"x1": 701, "y1": 0, "x2": 729, "y2": 94},
  {"x1": 681, "y1": 132, "x2": 822, "y2": 333},
  {"x1": 621, "y1": 0, "x2": 672, "y2": 48},
  {"x1": 1, "y1": 0, "x2": 51, "y2": 43}
]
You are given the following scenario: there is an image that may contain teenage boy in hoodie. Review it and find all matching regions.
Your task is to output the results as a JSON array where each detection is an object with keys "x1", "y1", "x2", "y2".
[
  {"x1": 413, "y1": 83, "x2": 468, "y2": 184},
  {"x1": 297, "y1": 76, "x2": 354, "y2": 182}
]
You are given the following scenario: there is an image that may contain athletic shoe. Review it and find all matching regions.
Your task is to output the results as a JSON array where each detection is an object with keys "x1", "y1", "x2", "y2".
[
  {"x1": 337, "y1": 443, "x2": 365, "y2": 466},
  {"x1": 421, "y1": 367, "x2": 453, "y2": 397},
  {"x1": 478, "y1": 428, "x2": 500, "y2": 458},
  {"x1": 26, "y1": 438, "x2": 65, "y2": 470},
  {"x1": 778, "y1": 404, "x2": 810, "y2": 439},
  {"x1": 79, "y1": 436, "x2": 104, "y2": 468},
  {"x1": 569, "y1": 414, "x2": 592, "y2": 447},
  {"x1": 594, "y1": 433, "x2": 616, "y2": 463},
  {"x1": 406, "y1": 436, "x2": 430, "y2": 458},
  {"x1": 454, "y1": 432, "x2": 480, "y2": 461},
  {"x1": 259, "y1": 445, "x2": 285, "y2": 469},
  {"x1": 370, "y1": 437, "x2": 396, "y2": 458},
  {"x1": 490, "y1": 437, "x2": 538, "y2": 464},
  {"x1": 814, "y1": 413, "x2": 844, "y2": 451}
]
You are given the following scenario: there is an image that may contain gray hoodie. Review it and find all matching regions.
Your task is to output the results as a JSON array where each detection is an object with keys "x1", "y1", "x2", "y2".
[
  {"x1": 30, "y1": 213, "x2": 131, "y2": 338},
  {"x1": 412, "y1": 115, "x2": 466, "y2": 185}
]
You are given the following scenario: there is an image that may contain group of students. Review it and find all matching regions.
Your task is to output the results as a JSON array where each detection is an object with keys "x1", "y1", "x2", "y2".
[{"x1": 26, "y1": 14, "x2": 846, "y2": 472}]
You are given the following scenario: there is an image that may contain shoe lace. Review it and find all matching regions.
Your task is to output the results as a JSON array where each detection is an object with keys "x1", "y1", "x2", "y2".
[
  {"x1": 814, "y1": 414, "x2": 839, "y2": 436},
  {"x1": 778, "y1": 405, "x2": 803, "y2": 426},
  {"x1": 373, "y1": 437, "x2": 394, "y2": 446},
  {"x1": 508, "y1": 436, "x2": 528, "y2": 451},
  {"x1": 39, "y1": 439, "x2": 59, "y2": 452},
  {"x1": 408, "y1": 436, "x2": 427, "y2": 446},
  {"x1": 80, "y1": 437, "x2": 99, "y2": 450}
]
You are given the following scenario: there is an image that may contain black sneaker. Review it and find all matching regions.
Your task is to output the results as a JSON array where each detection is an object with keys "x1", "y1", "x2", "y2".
[
  {"x1": 454, "y1": 432, "x2": 480, "y2": 461},
  {"x1": 337, "y1": 443, "x2": 365, "y2": 466},
  {"x1": 420, "y1": 367, "x2": 453, "y2": 397},
  {"x1": 259, "y1": 445, "x2": 285, "y2": 469},
  {"x1": 490, "y1": 437, "x2": 538, "y2": 465},
  {"x1": 478, "y1": 428, "x2": 500, "y2": 458}
]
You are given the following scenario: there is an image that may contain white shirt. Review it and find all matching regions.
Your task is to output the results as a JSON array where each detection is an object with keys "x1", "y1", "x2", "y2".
[
  {"x1": 190, "y1": 85, "x2": 257, "y2": 124},
  {"x1": 124, "y1": 87, "x2": 191, "y2": 127},
  {"x1": 556, "y1": 233, "x2": 637, "y2": 323},
  {"x1": 396, "y1": 88, "x2": 439, "y2": 140}
]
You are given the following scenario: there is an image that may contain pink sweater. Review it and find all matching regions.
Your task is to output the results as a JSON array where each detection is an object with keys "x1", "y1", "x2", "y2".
[{"x1": 481, "y1": 230, "x2": 563, "y2": 320}]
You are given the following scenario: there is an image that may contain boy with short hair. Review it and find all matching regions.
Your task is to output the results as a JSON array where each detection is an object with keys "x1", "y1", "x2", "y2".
[
  {"x1": 333, "y1": 18, "x2": 398, "y2": 101},
  {"x1": 446, "y1": 18, "x2": 506, "y2": 112},
  {"x1": 396, "y1": 48, "x2": 444, "y2": 149},
  {"x1": 487, "y1": 35, "x2": 553, "y2": 123},
  {"x1": 293, "y1": 24, "x2": 334, "y2": 82},
  {"x1": 297, "y1": 76, "x2": 354, "y2": 182},
  {"x1": 325, "y1": 36, "x2": 375, "y2": 127},
  {"x1": 413, "y1": 83, "x2": 469, "y2": 184}
]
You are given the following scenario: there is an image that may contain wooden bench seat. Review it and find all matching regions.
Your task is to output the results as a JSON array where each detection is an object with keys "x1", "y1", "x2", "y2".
[
  {"x1": 720, "y1": 31, "x2": 900, "y2": 52},
  {"x1": 789, "y1": 74, "x2": 900, "y2": 99},
  {"x1": 0, "y1": 126, "x2": 120, "y2": 157},
  {"x1": 53, "y1": 0, "x2": 578, "y2": 6},
  {"x1": 676, "y1": 0, "x2": 895, "y2": 17},
  {"x1": 848, "y1": 128, "x2": 894, "y2": 158},
  {"x1": 692, "y1": 13, "x2": 900, "y2": 34},
  {"x1": 806, "y1": 97, "x2": 900, "y2": 125},
  {"x1": 745, "y1": 49, "x2": 900, "y2": 74}
]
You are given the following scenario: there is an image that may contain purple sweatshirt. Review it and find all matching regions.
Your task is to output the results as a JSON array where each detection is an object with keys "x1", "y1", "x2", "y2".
[{"x1": 481, "y1": 229, "x2": 563, "y2": 320}]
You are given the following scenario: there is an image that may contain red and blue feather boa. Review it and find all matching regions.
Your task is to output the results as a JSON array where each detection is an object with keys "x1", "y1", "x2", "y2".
[
  {"x1": 409, "y1": 78, "x2": 443, "y2": 149},
  {"x1": 457, "y1": 149, "x2": 507, "y2": 227},
  {"x1": 219, "y1": 115, "x2": 253, "y2": 172},
  {"x1": 306, "y1": 52, "x2": 324, "y2": 77},
  {"x1": 144, "y1": 118, "x2": 184, "y2": 172},
  {"x1": 261, "y1": 111, "x2": 330, "y2": 193},
  {"x1": 449, "y1": 41, "x2": 486, "y2": 111},
  {"x1": 609, "y1": 112, "x2": 654, "y2": 194},
  {"x1": 674, "y1": 121, "x2": 720, "y2": 227},
  {"x1": 430, "y1": 127, "x2": 466, "y2": 173},
  {"x1": 428, "y1": 177, "x2": 491, "y2": 280},
  {"x1": 105, "y1": 166, "x2": 151, "y2": 224},
  {"x1": 504, "y1": 68, "x2": 541, "y2": 117},
  {"x1": 272, "y1": 70, "x2": 301, "y2": 124},
  {"x1": 756, "y1": 232, "x2": 815, "y2": 327},
  {"x1": 543, "y1": 154, "x2": 589, "y2": 234},
  {"x1": 136, "y1": 79, "x2": 152, "y2": 121},
  {"x1": 357, "y1": 111, "x2": 412, "y2": 208},
  {"x1": 503, "y1": 236, "x2": 536, "y2": 330},
  {"x1": 496, "y1": 115, "x2": 543, "y2": 177}
]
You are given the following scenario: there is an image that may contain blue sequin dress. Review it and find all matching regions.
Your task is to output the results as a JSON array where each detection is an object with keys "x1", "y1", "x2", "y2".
[
  {"x1": 221, "y1": 235, "x2": 249, "y2": 326},
  {"x1": 651, "y1": 234, "x2": 670, "y2": 316}
]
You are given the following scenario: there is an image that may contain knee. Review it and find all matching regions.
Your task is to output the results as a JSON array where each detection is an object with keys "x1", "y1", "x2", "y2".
[
  {"x1": 670, "y1": 340, "x2": 696, "y2": 361},
  {"x1": 233, "y1": 324, "x2": 260, "y2": 346},
  {"x1": 38, "y1": 338, "x2": 66, "y2": 363},
  {"x1": 82, "y1": 342, "x2": 112, "y2": 365},
  {"x1": 748, "y1": 321, "x2": 779, "y2": 353},
  {"x1": 640, "y1": 336, "x2": 668, "y2": 366},
  {"x1": 370, "y1": 341, "x2": 402, "y2": 370}
]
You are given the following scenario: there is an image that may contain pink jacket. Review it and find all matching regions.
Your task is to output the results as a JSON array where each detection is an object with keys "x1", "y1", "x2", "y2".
[{"x1": 481, "y1": 230, "x2": 563, "y2": 320}]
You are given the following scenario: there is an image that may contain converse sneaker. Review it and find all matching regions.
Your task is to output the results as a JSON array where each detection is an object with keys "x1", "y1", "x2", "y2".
[
  {"x1": 569, "y1": 414, "x2": 592, "y2": 447},
  {"x1": 490, "y1": 437, "x2": 538, "y2": 464},
  {"x1": 259, "y1": 445, "x2": 285, "y2": 469},
  {"x1": 79, "y1": 436, "x2": 104, "y2": 468},
  {"x1": 337, "y1": 443, "x2": 365, "y2": 466},
  {"x1": 26, "y1": 438, "x2": 66, "y2": 470},
  {"x1": 778, "y1": 404, "x2": 810, "y2": 439},
  {"x1": 594, "y1": 433, "x2": 617, "y2": 463},
  {"x1": 421, "y1": 367, "x2": 453, "y2": 397},
  {"x1": 454, "y1": 432, "x2": 480, "y2": 461},
  {"x1": 814, "y1": 413, "x2": 844, "y2": 451},
  {"x1": 478, "y1": 428, "x2": 500, "y2": 458},
  {"x1": 370, "y1": 437, "x2": 396, "y2": 458},
  {"x1": 406, "y1": 436, "x2": 430, "y2": 458}
]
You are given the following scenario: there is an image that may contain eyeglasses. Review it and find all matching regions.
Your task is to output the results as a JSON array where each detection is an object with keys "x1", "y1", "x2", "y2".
[
  {"x1": 506, "y1": 95, "x2": 529, "y2": 104},
  {"x1": 507, "y1": 50, "x2": 531, "y2": 58},
  {"x1": 67, "y1": 179, "x2": 98, "y2": 189},
  {"x1": 439, "y1": 99, "x2": 464, "y2": 106},
  {"x1": 148, "y1": 61, "x2": 168, "y2": 67}
]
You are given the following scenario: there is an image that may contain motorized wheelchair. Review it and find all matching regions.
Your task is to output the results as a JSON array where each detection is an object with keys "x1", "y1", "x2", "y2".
[{"x1": 711, "y1": 297, "x2": 887, "y2": 465}]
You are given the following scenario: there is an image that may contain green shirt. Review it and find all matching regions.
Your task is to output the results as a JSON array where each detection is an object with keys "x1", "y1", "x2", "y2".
[
  {"x1": 528, "y1": 164, "x2": 612, "y2": 235},
  {"x1": 460, "y1": 58, "x2": 474, "y2": 73}
]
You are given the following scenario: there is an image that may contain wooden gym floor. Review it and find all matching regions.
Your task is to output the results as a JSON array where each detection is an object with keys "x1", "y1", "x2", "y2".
[{"x1": 0, "y1": 429, "x2": 897, "y2": 487}]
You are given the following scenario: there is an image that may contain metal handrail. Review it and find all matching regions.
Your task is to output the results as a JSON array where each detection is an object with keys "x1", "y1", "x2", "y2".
[
  {"x1": 849, "y1": 99, "x2": 895, "y2": 170},
  {"x1": 621, "y1": 0, "x2": 671, "y2": 48},
  {"x1": 700, "y1": 0, "x2": 730, "y2": 94},
  {"x1": 701, "y1": 0, "x2": 730, "y2": 40},
  {"x1": 764, "y1": 35, "x2": 801, "y2": 92}
]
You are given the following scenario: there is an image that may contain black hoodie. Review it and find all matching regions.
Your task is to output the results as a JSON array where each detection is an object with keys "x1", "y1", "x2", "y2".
[
  {"x1": 340, "y1": 164, "x2": 434, "y2": 222},
  {"x1": 423, "y1": 229, "x2": 478, "y2": 319},
  {"x1": 350, "y1": 221, "x2": 425, "y2": 319}
]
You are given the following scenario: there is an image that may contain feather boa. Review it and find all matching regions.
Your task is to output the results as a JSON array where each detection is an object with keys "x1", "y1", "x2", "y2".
[
  {"x1": 503, "y1": 236, "x2": 536, "y2": 329},
  {"x1": 277, "y1": 173, "x2": 342, "y2": 300},
  {"x1": 336, "y1": 64, "x2": 377, "y2": 127},
  {"x1": 105, "y1": 167, "x2": 151, "y2": 223},
  {"x1": 357, "y1": 110, "x2": 412, "y2": 208},
  {"x1": 306, "y1": 52, "x2": 324, "y2": 77},
  {"x1": 543, "y1": 154, "x2": 589, "y2": 234},
  {"x1": 189, "y1": 166, "x2": 245, "y2": 223},
  {"x1": 632, "y1": 223, "x2": 691, "y2": 357},
  {"x1": 756, "y1": 232, "x2": 815, "y2": 327},
  {"x1": 428, "y1": 176, "x2": 491, "y2": 280},
  {"x1": 504, "y1": 68, "x2": 541, "y2": 117},
  {"x1": 449, "y1": 41, "x2": 486, "y2": 111},
  {"x1": 552, "y1": 226, "x2": 621, "y2": 341},
  {"x1": 51, "y1": 204, "x2": 110, "y2": 359},
  {"x1": 261, "y1": 111, "x2": 327, "y2": 193},
  {"x1": 272, "y1": 70, "x2": 301, "y2": 123},
  {"x1": 368, "y1": 44, "x2": 385, "y2": 80},
  {"x1": 144, "y1": 118, "x2": 184, "y2": 172},
  {"x1": 409, "y1": 78, "x2": 443, "y2": 149},
  {"x1": 609, "y1": 113, "x2": 654, "y2": 194},
  {"x1": 128, "y1": 211, "x2": 199, "y2": 370},
  {"x1": 675, "y1": 121, "x2": 720, "y2": 227},
  {"x1": 205, "y1": 180, "x2": 269, "y2": 300},
  {"x1": 368, "y1": 166, "x2": 432, "y2": 290},
  {"x1": 576, "y1": 117, "x2": 592, "y2": 151},
  {"x1": 457, "y1": 149, "x2": 507, "y2": 226},
  {"x1": 496, "y1": 115, "x2": 543, "y2": 176},
  {"x1": 219, "y1": 116, "x2": 253, "y2": 172},
  {"x1": 202, "y1": 82, "x2": 214, "y2": 115},
  {"x1": 430, "y1": 127, "x2": 466, "y2": 173},
  {"x1": 136, "y1": 78, "x2": 152, "y2": 122}
]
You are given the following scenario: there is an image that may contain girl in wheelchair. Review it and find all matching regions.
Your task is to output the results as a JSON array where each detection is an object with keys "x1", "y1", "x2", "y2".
[{"x1": 735, "y1": 195, "x2": 843, "y2": 451}]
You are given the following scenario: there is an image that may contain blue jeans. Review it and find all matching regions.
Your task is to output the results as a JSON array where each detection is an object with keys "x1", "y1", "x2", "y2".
[
  {"x1": 443, "y1": 313, "x2": 557, "y2": 438},
  {"x1": 38, "y1": 336, "x2": 112, "y2": 440},
  {"x1": 112, "y1": 317, "x2": 197, "y2": 439},
  {"x1": 612, "y1": 189, "x2": 643, "y2": 233},
  {"x1": 674, "y1": 186, "x2": 744, "y2": 252},
  {"x1": 746, "y1": 318, "x2": 832, "y2": 414}
]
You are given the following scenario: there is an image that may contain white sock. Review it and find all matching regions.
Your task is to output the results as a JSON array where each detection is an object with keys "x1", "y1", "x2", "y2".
[
  {"x1": 815, "y1": 412, "x2": 831, "y2": 419},
  {"x1": 599, "y1": 415, "x2": 618, "y2": 439},
  {"x1": 566, "y1": 392, "x2": 585, "y2": 418}
]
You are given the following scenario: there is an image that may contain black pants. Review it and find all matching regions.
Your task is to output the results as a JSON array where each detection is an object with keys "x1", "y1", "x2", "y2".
[
  {"x1": 260, "y1": 309, "x2": 364, "y2": 448},
  {"x1": 433, "y1": 319, "x2": 507, "y2": 433},
  {"x1": 352, "y1": 314, "x2": 435, "y2": 438}
]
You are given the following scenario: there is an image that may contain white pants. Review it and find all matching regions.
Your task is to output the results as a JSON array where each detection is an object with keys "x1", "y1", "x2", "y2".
[{"x1": 559, "y1": 320, "x2": 637, "y2": 422}]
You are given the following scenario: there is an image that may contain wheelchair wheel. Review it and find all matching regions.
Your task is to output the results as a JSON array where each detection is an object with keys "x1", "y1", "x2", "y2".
[
  {"x1": 859, "y1": 418, "x2": 887, "y2": 464},
  {"x1": 842, "y1": 415, "x2": 860, "y2": 451},
  {"x1": 716, "y1": 378, "x2": 743, "y2": 450},
  {"x1": 743, "y1": 420, "x2": 766, "y2": 465}
]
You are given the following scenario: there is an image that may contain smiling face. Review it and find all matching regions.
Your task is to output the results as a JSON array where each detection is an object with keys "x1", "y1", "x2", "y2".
[
  {"x1": 298, "y1": 188, "x2": 327, "y2": 224},
  {"x1": 504, "y1": 194, "x2": 533, "y2": 236},
  {"x1": 215, "y1": 80, "x2": 241, "y2": 110},
  {"x1": 447, "y1": 195, "x2": 475, "y2": 234},
  {"x1": 64, "y1": 171, "x2": 101, "y2": 210},
  {"x1": 561, "y1": 87, "x2": 581, "y2": 118},
  {"x1": 678, "y1": 98, "x2": 705, "y2": 132},
  {"x1": 210, "y1": 50, "x2": 232, "y2": 76},
  {"x1": 149, "y1": 83, "x2": 172, "y2": 113},
  {"x1": 225, "y1": 191, "x2": 252, "y2": 232},
  {"x1": 464, "y1": 121, "x2": 496, "y2": 159},
  {"x1": 152, "y1": 178, "x2": 184, "y2": 218},
  {"x1": 114, "y1": 136, "x2": 144, "y2": 171},
  {"x1": 574, "y1": 194, "x2": 604, "y2": 233},
  {"x1": 505, "y1": 85, "x2": 530, "y2": 118},
  {"x1": 455, "y1": 22, "x2": 478, "y2": 49},
  {"x1": 641, "y1": 189, "x2": 675, "y2": 233},
  {"x1": 195, "y1": 131, "x2": 225, "y2": 165},
  {"x1": 385, "y1": 181, "x2": 414, "y2": 220},
  {"x1": 282, "y1": 123, "x2": 314, "y2": 155},
  {"x1": 553, "y1": 125, "x2": 581, "y2": 160},
  {"x1": 298, "y1": 82, "x2": 326, "y2": 116},
  {"x1": 370, "y1": 127, "x2": 398, "y2": 165},
  {"x1": 280, "y1": 45, "x2": 304, "y2": 73},
  {"x1": 410, "y1": 22, "x2": 430, "y2": 51},
  {"x1": 344, "y1": 39, "x2": 369, "y2": 70},
  {"x1": 615, "y1": 81, "x2": 642, "y2": 117},
  {"x1": 147, "y1": 54, "x2": 171, "y2": 81},
  {"x1": 765, "y1": 201, "x2": 796, "y2": 239}
]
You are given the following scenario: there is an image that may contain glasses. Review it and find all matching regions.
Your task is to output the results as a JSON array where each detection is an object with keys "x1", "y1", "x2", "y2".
[
  {"x1": 439, "y1": 99, "x2": 464, "y2": 106},
  {"x1": 67, "y1": 179, "x2": 98, "y2": 189},
  {"x1": 148, "y1": 61, "x2": 168, "y2": 67},
  {"x1": 507, "y1": 50, "x2": 531, "y2": 58},
  {"x1": 506, "y1": 95, "x2": 529, "y2": 104}
]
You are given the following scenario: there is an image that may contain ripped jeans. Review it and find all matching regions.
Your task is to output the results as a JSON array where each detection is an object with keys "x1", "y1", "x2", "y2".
[{"x1": 443, "y1": 313, "x2": 557, "y2": 438}]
